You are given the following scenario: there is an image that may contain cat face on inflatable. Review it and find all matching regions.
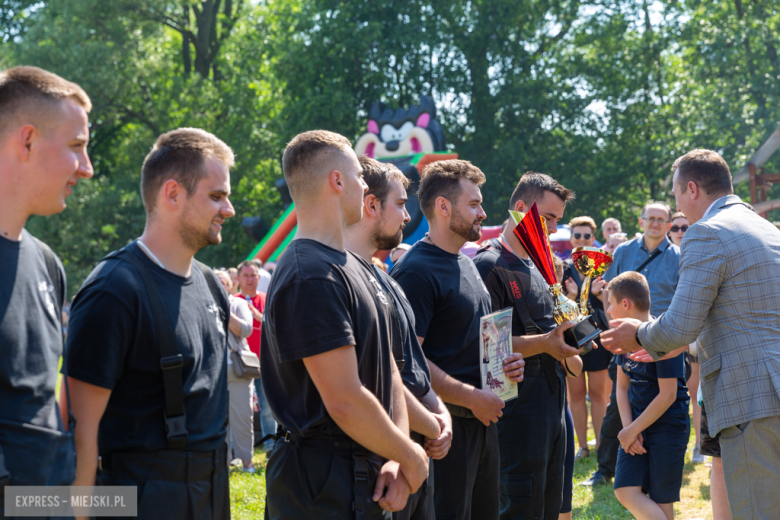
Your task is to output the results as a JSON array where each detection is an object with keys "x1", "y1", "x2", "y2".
[{"x1": 354, "y1": 95, "x2": 446, "y2": 159}]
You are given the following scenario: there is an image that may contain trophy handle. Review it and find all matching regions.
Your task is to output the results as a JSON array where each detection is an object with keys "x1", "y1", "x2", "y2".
[{"x1": 579, "y1": 275, "x2": 592, "y2": 316}]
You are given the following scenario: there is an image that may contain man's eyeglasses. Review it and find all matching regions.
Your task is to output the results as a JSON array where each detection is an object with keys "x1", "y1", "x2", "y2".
[
  {"x1": 573, "y1": 233, "x2": 593, "y2": 240},
  {"x1": 642, "y1": 217, "x2": 668, "y2": 225},
  {"x1": 670, "y1": 225, "x2": 688, "y2": 233}
]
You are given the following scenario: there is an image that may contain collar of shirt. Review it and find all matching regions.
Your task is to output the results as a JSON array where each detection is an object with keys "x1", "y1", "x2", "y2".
[{"x1": 638, "y1": 234, "x2": 671, "y2": 254}]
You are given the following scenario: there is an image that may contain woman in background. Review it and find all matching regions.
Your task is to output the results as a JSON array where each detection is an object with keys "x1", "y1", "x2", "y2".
[{"x1": 215, "y1": 270, "x2": 257, "y2": 472}]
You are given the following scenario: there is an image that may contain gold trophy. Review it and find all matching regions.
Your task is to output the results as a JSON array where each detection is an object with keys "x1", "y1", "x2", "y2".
[
  {"x1": 509, "y1": 203, "x2": 602, "y2": 349},
  {"x1": 571, "y1": 247, "x2": 613, "y2": 317}
]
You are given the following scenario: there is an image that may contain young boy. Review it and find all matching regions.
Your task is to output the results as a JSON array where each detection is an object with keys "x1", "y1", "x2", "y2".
[{"x1": 607, "y1": 271, "x2": 690, "y2": 520}]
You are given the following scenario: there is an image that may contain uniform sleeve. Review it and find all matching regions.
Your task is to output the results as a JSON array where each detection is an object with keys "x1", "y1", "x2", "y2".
[
  {"x1": 268, "y1": 279, "x2": 355, "y2": 363},
  {"x1": 392, "y1": 268, "x2": 435, "y2": 339},
  {"x1": 66, "y1": 286, "x2": 136, "y2": 390}
]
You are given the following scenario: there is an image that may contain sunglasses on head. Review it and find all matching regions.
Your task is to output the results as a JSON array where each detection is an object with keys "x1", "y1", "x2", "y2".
[
  {"x1": 573, "y1": 233, "x2": 593, "y2": 240},
  {"x1": 670, "y1": 225, "x2": 688, "y2": 233}
]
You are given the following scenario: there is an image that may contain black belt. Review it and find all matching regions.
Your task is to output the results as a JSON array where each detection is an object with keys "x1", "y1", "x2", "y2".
[
  {"x1": 445, "y1": 402, "x2": 477, "y2": 420},
  {"x1": 273, "y1": 429, "x2": 383, "y2": 520}
]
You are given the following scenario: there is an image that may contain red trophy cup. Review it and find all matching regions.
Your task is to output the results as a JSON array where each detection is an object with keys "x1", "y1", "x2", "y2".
[{"x1": 511, "y1": 203, "x2": 601, "y2": 349}]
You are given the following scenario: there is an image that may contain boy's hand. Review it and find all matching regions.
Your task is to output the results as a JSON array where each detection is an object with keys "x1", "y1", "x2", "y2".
[
  {"x1": 627, "y1": 433, "x2": 646, "y2": 455},
  {"x1": 618, "y1": 425, "x2": 645, "y2": 455}
]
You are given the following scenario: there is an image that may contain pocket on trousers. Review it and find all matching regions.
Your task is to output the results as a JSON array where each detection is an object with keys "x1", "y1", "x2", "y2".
[{"x1": 500, "y1": 474, "x2": 533, "y2": 498}]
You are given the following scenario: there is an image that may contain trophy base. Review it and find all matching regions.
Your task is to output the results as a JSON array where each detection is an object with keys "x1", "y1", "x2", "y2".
[{"x1": 563, "y1": 315, "x2": 601, "y2": 352}]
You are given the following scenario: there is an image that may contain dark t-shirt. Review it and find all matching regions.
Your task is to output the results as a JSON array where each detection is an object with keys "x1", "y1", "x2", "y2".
[
  {"x1": 473, "y1": 238, "x2": 564, "y2": 385},
  {"x1": 617, "y1": 354, "x2": 689, "y2": 424},
  {"x1": 374, "y1": 267, "x2": 431, "y2": 399},
  {"x1": 66, "y1": 242, "x2": 228, "y2": 455},
  {"x1": 390, "y1": 241, "x2": 492, "y2": 389},
  {"x1": 260, "y1": 239, "x2": 395, "y2": 438},
  {"x1": 0, "y1": 230, "x2": 72, "y2": 483}
]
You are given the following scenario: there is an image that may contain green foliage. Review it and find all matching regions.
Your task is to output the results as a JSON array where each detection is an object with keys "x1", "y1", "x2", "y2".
[{"x1": 5, "y1": 0, "x2": 780, "y2": 294}]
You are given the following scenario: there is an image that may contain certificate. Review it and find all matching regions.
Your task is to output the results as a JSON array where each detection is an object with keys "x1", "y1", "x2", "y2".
[{"x1": 480, "y1": 307, "x2": 518, "y2": 402}]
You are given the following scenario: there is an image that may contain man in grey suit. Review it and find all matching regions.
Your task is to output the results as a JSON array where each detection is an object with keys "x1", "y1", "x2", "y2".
[{"x1": 602, "y1": 149, "x2": 780, "y2": 520}]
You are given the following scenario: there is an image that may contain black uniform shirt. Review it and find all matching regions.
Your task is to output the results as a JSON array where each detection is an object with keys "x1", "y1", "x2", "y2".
[
  {"x1": 260, "y1": 239, "x2": 395, "y2": 437},
  {"x1": 0, "y1": 230, "x2": 73, "y2": 484},
  {"x1": 66, "y1": 242, "x2": 228, "y2": 455},
  {"x1": 473, "y1": 238, "x2": 564, "y2": 385},
  {"x1": 390, "y1": 241, "x2": 491, "y2": 389},
  {"x1": 374, "y1": 267, "x2": 431, "y2": 399}
]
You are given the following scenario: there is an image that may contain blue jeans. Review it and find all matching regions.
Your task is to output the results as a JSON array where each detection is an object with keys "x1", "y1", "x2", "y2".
[{"x1": 255, "y1": 377, "x2": 277, "y2": 452}]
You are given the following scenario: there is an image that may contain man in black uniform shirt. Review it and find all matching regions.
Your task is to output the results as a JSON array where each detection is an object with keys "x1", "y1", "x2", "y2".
[
  {"x1": 391, "y1": 160, "x2": 524, "y2": 520},
  {"x1": 65, "y1": 129, "x2": 236, "y2": 519},
  {"x1": 261, "y1": 131, "x2": 428, "y2": 519},
  {"x1": 345, "y1": 156, "x2": 462, "y2": 520},
  {"x1": 473, "y1": 171, "x2": 581, "y2": 520},
  {"x1": 0, "y1": 67, "x2": 93, "y2": 508}
]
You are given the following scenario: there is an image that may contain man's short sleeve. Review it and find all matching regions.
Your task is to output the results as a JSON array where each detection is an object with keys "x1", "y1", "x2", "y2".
[
  {"x1": 392, "y1": 270, "x2": 435, "y2": 339},
  {"x1": 269, "y1": 279, "x2": 355, "y2": 362},
  {"x1": 655, "y1": 355, "x2": 685, "y2": 380},
  {"x1": 66, "y1": 288, "x2": 136, "y2": 390}
]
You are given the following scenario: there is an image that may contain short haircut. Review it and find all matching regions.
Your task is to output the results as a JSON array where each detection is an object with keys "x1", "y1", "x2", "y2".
[
  {"x1": 282, "y1": 130, "x2": 353, "y2": 200},
  {"x1": 227, "y1": 267, "x2": 238, "y2": 275},
  {"x1": 251, "y1": 258, "x2": 264, "y2": 269},
  {"x1": 672, "y1": 149, "x2": 733, "y2": 196},
  {"x1": 670, "y1": 211, "x2": 687, "y2": 222},
  {"x1": 359, "y1": 156, "x2": 410, "y2": 205},
  {"x1": 508, "y1": 171, "x2": 575, "y2": 209},
  {"x1": 0, "y1": 66, "x2": 92, "y2": 138},
  {"x1": 569, "y1": 216, "x2": 596, "y2": 233},
  {"x1": 418, "y1": 159, "x2": 486, "y2": 218},
  {"x1": 141, "y1": 128, "x2": 234, "y2": 214},
  {"x1": 607, "y1": 271, "x2": 651, "y2": 313},
  {"x1": 237, "y1": 260, "x2": 258, "y2": 275},
  {"x1": 640, "y1": 201, "x2": 672, "y2": 221},
  {"x1": 601, "y1": 217, "x2": 621, "y2": 231}
]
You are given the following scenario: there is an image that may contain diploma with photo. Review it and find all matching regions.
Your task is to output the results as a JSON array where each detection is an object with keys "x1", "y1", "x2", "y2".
[{"x1": 480, "y1": 307, "x2": 518, "y2": 402}]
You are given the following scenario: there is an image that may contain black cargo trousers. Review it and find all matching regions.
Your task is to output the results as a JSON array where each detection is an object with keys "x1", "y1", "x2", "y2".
[
  {"x1": 595, "y1": 358, "x2": 621, "y2": 478},
  {"x1": 496, "y1": 357, "x2": 566, "y2": 520},
  {"x1": 265, "y1": 433, "x2": 393, "y2": 520},
  {"x1": 96, "y1": 445, "x2": 229, "y2": 520}
]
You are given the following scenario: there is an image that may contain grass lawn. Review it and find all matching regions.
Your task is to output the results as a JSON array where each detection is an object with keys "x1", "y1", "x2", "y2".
[{"x1": 229, "y1": 417, "x2": 714, "y2": 519}]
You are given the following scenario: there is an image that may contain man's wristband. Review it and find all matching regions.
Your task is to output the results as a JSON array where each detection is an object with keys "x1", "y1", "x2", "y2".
[{"x1": 635, "y1": 327, "x2": 642, "y2": 347}]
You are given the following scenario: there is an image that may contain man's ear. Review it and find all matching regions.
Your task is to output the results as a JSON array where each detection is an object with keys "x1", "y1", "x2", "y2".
[
  {"x1": 514, "y1": 199, "x2": 527, "y2": 214},
  {"x1": 364, "y1": 193, "x2": 380, "y2": 218},
  {"x1": 161, "y1": 179, "x2": 183, "y2": 211},
  {"x1": 434, "y1": 196, "x2": 451, "y2": 219},
  {"x1": 329, "y1": 169, "x2": 344, "y2": 194},
  {"x1": 18, "y1": 125, "x2": 38, "y2": 161},
  {"x1": 688, "y1": 180, "x2": 699, "y2": 200},
  {"x1": 622, "y1": 298, "x2": 632, "y2": 311}
]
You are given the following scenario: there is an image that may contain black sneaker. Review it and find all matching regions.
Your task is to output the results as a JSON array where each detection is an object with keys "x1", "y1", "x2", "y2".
[{"x1": 578, "y1": 472, "x2": 612, "y2": 487}]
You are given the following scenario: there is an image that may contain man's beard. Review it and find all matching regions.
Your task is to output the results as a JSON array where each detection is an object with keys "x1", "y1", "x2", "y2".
[
  {"x1": 373, "y1": 223, "x2": 404, "y2": 251},
  {"x1": 178, "y1": 208, "x2": 221, "y2": 251},
  {"x1": 450, "y1": 206, "x2": 482, "y2": 242}
]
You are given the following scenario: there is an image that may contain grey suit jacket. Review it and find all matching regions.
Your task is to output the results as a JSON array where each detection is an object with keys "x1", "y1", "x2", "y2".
[{"x1": 638, "y1": 194, "x2": 780, "y2": 435}]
